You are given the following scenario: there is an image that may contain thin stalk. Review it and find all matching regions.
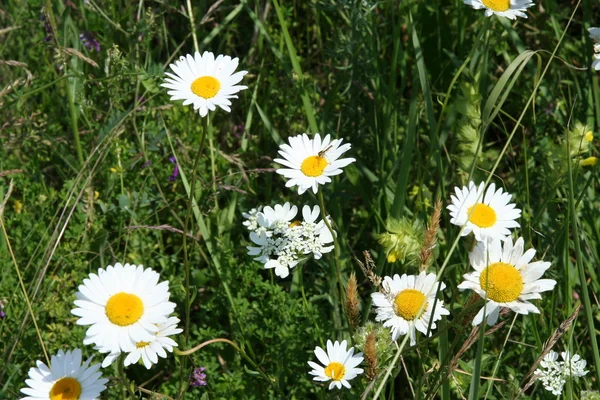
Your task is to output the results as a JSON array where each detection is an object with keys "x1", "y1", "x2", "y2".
[
  {"x1": 65, "y1": 73, "x2": 84, "y2": 166},
  {"x1": 373, "y1": 335, "x2": 410, "y2": 399},
  {"x1": 484, "y1": 314, "x2": 518, "y2": 399},
  {"x1": 566, "y1": 128, "x2": 600, "y2": 385},
  {"x1": 186, "y1": 0, "x2": 199, "y2": 52},
  {"x1": 0, "y1": 212, "x2": 50, "y2": 365},
  {"x1": 317, "y1": 190, "x2": 345, "y2": 328},
  {"x1": 117, "y1": 354, "x2": 137, "y2": 398},
  {"x1": 179, "y1": 116, "x2": 208, "y2": 397}
]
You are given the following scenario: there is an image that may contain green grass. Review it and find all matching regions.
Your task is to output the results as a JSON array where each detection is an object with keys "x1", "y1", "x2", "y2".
[{"x1": 1, "y1": 0, "x2": 600, "y2": 398}]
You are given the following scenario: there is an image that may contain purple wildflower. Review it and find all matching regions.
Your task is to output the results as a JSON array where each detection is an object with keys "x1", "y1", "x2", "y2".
[
  {"x1": 0, "y1": 303, "x2": 5, "y2": 319},
  {"x1": 40, "y1": 11, "x2": 54, "y2": 42},
  {"x1": 142, "y1": 160, "x2": 152, "y2": 169},
  {"x1": 190, "y1": 367, "x2": 207, "y2": 387},
  {"x1": 169, "y1": 156, "x2": 179, "y2": 182},
  {"x1": 80, "y1": 31, "x2": 101, "y2": 52}
]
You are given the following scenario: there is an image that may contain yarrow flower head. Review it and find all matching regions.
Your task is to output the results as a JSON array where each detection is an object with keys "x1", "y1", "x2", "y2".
[
  {"x1": 308, "y1": 340, "x2": 364, "y2": 390},
  {"x1": 20, "y1": 348, "x2": 108, "y2": 400},
  {"x1": 458, "y1": 237, "x2": 557, "y2": 326},
  {"x1": 71, "y1": 263, "x2": 177, "y2": 367},
  {"x1": 274, "y1": 133, "x2": 356, "y2": 195},
  {"x1": 245, "y1": 203, "x2": 334, "y2": 278},
  {"x1": 463, "y1": 0, "x2": 534, "y2": 20},
  {"x1": 448, "y1": 181, "x2": 521, "y2": 242},
  {"x1": 534, "y1": 350, "x2": 588, "y2": 395},
  {"x1": 190, "y1": 367, "x2": 208, "y2": 387},
  {"x1": 161, "y1": 51, "x2": 248, "y2": 117},
  {"x1": 371, "y1": 272, "x2": 450, "y2": 345}
]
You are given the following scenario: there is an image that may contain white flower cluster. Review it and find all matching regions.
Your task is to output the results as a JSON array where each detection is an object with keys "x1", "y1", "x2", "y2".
[
  {"x1": 244, "y1": 202, "x2": 334, "y2": 278},
  {"x1": 534, "y1": 350, "x2": 588, "y2": 396},
  {"x1": 589, "y1": 28, "x2": 600, "y2": 71}
]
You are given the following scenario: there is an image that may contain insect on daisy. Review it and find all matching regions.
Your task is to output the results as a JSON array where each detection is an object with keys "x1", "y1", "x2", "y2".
[
  {"x1": 463, "y1": 0, "x2": 534, "y2": 20},
  {"x1": 20, "y1": 348, "x2": 108, "y2": 400},
  {"x1": 161, "y1": 51, "x2": 248, "y2": 117},
  {"x1": 274, "y1": 133, "x2": 356, "y2": 195},
  {"x1": 447, "y1": 181, "x2": 521, "y2": 242},
  {"x1": 458, "y1": 237, "x2": 557, "y2": 326},
  {"x1": 71, "y1": 263, "x2": 176, "y2": 365},
  {"x1": 308, "y1": 340, "x2": 364, "y2": 390},
  {"x1": 371, "y1": 272, "x2": 450, "y2": 345}
]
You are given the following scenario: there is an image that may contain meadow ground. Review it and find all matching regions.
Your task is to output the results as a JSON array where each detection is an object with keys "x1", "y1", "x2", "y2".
[{"x1": 1, "y1": 0, "x2": 600, "y2": 399}]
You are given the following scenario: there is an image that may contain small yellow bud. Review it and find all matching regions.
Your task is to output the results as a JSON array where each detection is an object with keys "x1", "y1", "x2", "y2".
[
  {"x1": 94, "y1": 191, "x2": 100, "y2": 200},
  {"x1": 387, "y1": 253, "x2": 397, "y2": 263},
  {"x1": 585, "y1": 131, "x2": 594, "y2": 143},
  {"x1": 14, "y1": 200, "x2": 23, "y2": 214},
  {"x1": 580, "y1": 156, "x2": 598, "y2": 167},
  {"x1": 109, "y1": 167, "x2": 118, "y2": 173}
]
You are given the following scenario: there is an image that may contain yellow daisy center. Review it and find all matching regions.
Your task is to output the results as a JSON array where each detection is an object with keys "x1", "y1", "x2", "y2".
[
  {"x1": 191, "y1": 76, "x2": 221, "y2": 99},
  {"x1": 300, "y1": 155, "x2": 328, "y2": 177},
  {"x1": 324, "y1": 361, "x2": 346, "y2": 381},
  {"x1": 467, "y1": 203, "x2": 497, "y2": 228},
  {"x1": 50, "y1": 377, "x2": 82, "y2": 400},
  {"x1": 481, "y1": 0, "x2": 510, "y2": 12},
  {"x1": 393, "y1": 289, "x2": 427, "y2": 321},
  {"x1": 136, "y1": 341, "x2": 151, "y2": 348},
  {"x1": 479, "y1": 262, "x2": 523, "y2": 303},
  {"x1": 289, "y1": 220, "x2": 302, "y2": 228},
  {"x1": 105, "y1": 292, "x2": 144, "y2": 326}
]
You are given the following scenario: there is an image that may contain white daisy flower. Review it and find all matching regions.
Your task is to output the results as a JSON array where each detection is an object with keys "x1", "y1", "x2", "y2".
[
  {"x1": 307, "y1": 340, "x2": 364, "y2": 390},
  {"x1": 371, "y1": 272, "x2": 450, "y2": 345},
  {"x1": 20, "y1": 348, "x2": 107, "y2": 400},
  {"x1": 458, "y1": 237, "x2": 557, "y2": 326},
  {"x1": 124, "y1": 317, "x2": 183, "y2": 369},
  {"x1": 592, "y1": 53, "x2": 600, "y2": 71},
  {"x1": 589, "y1": 27, "x2": 600, "y2": 42},
  {"x1": 274, "y1": 133, "x2": 356, "y2": 195},
  {"x1": 258, "y1": 202, "x2": 299, "y2": 232},
  {"x1": 161, "y1": 51, "x2": 248, "y2": 117},
  {"x1": 447, "y1": 181, "x2": 521, "y2": 242},
  {"x1": 463, "y1": 0, "x2": 534, "y2": 20},
  {"x1": 71, "y1": 263, "x2": 176, "y2": 361}
]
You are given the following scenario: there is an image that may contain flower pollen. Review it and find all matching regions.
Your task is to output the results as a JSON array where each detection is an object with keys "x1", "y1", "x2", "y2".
[
  {"x1": 481, "y1": 0, "x2": 510, "y2": 11},
  {"x1": 191, "y1": 76, "x2": 221, "y2": 99},
  {"x1": 479, "y1": 262, "x2": 523, "y2": 302},
  {"x1": 50, "y1": 377, "x2": 82, "y2": 400},
  {"x1": 136, "y1": 341, "x2": 151, "y2": 349},
  {"x1": 393, "y1": 289, "x2": 427, "y2": 321},
  {"x1": 324, "y1": 361, "x2": 346, "y2": 381},
  {"x1": 105, "y1": 292, "x2": 144, "y2": 326},
  {"x1": 300, "y1": 155, "x2": 328, "y2": 177},
  {"x1": 467, "y1": 203, "x2": 497, "y2": 228}
]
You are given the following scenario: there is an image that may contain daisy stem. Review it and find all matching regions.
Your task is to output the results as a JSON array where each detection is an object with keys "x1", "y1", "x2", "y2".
[
  {"x1": 185, "y1": 0, "x2": 199, "y2": 53},
  {"x1": 483, "y1": 314, "x2": 518, "y2": 400},
  {"x1": 118, "y1": 354, "x2": 137, "y2": 398},
  {"x1": 317, "y1": 190, "x2": 345, "y2": 330},
  {"x1": 179, "y1": 116, "x2": 209, "y2": 396}
]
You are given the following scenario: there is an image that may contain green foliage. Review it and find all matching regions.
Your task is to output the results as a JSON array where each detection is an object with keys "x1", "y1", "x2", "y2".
[{"x1": 1, "y1": 0, "x2": 600, "y2": 398}]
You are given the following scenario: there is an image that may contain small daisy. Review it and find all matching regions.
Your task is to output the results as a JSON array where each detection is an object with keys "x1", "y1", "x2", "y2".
[
  {"x1": 274, "y1": 133, "x2": 356, "y2": 195},
  {"x1": 463, "y1": 0, "x2": 534, "y2": 20},
  {"x1": 308, "y1": 340, "x2": 364, "y2": 390},
  {"x1": 371, "y1": 272, "x2": 450, "y2": 345},
  {"x1": 161, "y1": 51, "x2": 248, "y2": 117},
  {"x1": 71, "y1": 263, "x2": 176, "y2": 359},
  {"x1": 124, "y1": 317, "x2": 183, "y2": 369},
  {"x1": 448, "y1": 181, "x2": 521, "y2": 242},
  {"x1": 20, "y1": 348, "x2": 108, "y2": 400},
  {"x1": 458, "y1": 237, "x2": 557, "y2": 326}
]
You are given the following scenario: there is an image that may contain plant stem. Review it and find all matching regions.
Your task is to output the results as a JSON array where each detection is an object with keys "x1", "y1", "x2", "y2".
[
  {"x1": 317, "y1": 190, "x2": 345, "y2": 328},
  {"x1": 186, "y1": 0, "x2": 199, "y2": 52}
]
